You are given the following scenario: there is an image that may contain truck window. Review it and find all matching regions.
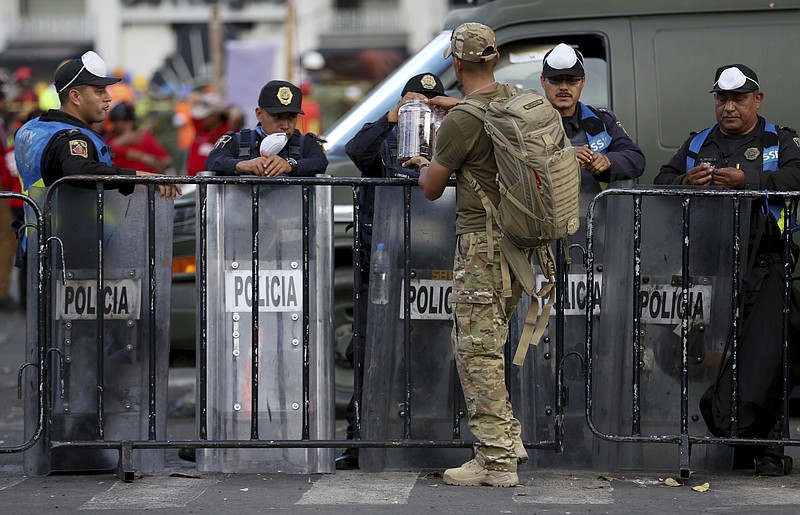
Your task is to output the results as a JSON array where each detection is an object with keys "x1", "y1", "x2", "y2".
[{"x1": 495, "y1": 36, "x2": 609, "y2": 109}]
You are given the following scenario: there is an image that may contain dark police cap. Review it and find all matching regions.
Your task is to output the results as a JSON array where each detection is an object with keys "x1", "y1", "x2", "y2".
[
  {"x1": 258, "y1": 80, "x2": 304, "y2": 115},
  {"x1": 401, "y1": 73, "x2": 444, "y2": 96},
  {"x1": 541, "y1": 43, "x2": 585, "y2": 78},
  {"x1": 54, "y1": 51, "x2": 121, "y2": 94},
  {"x1": 710, "y1": 64, "x2": 760, "y2": 93}
]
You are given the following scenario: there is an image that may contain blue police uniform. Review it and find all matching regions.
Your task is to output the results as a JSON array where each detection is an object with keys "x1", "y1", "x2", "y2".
[
  {"x1": 204, "y1": 126, "x2": 327, "y2": 176},
  {"x1": 561, "y1": 102, "x2": 646, "y2": 193},
  {"x1": 656, "y1": 116, "x2": 800, "y2": 474}
]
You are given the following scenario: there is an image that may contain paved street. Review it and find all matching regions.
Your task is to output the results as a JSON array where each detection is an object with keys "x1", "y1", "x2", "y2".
[{"x1": 4, "y1": 306, "x2": 800, "y2": 514}]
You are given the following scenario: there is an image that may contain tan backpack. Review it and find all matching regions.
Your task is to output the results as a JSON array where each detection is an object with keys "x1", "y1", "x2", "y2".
[{"x1": 454, "y1": 84, "x2": 581, "y2": 365}]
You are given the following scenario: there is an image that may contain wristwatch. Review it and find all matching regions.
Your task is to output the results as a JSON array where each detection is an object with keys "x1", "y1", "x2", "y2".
[{"x1": 286, "y1": 157, "x2": 298, "y2": 173}]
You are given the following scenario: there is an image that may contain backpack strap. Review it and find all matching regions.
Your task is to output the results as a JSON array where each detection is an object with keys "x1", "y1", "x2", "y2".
[
  {"x1": 461, "y1": 168, "x2": 509, "y2": 295},
  {"x1": 512, "y1": 243, "x2": 557, "y2": 366}
]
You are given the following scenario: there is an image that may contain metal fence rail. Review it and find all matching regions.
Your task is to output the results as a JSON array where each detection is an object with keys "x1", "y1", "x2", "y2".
[
  {"x1": 0, "y1": 191, "x2": 44, "y2": 455},
  {"x1": 585, "y1": 187, "x2": 800, "y2": 479},
  {"x1": 2, "y1": 175, "x2": 565, "y2": 481}
]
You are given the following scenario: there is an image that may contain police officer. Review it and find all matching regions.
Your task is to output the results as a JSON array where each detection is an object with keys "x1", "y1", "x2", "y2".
[
  {"x1": 656, "y1": 64, "x2": 800, "y2": 476},
  {"x1": 336, "y1": 72, "x2": 445, "y2": 470},
  {"x1": 540, "y1": 43, "x2": 645, "y2": 191},
  {"x1": 14, "y1": 51, "x2": 180, "y2": 199},
  {"x1": 205, "y1": 80, "x2": 327, "y2": 176}
]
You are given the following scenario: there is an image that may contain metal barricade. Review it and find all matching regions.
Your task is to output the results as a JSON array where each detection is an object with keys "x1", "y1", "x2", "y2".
[
  {"x1": 359, "y1": 184, "x2": 462, "y2": 471},
  {"x1": 19, "y1": 176, "x2": 800, "y2": 481},
  {"x1": 196, "y1": 176, "x2": 334, "y2": 473},
  {"x1": 0, "y1": 192, "x2": 44, "y2": 456},
  {"x1": 585, "y1": 187, "x2": 799, "y2": 479},
  {"x1": 357, "y1": 181, "x2": 564, "y2": 471},
  {"x1": 506, "y1": 181, "x2": 616, "y2": 469},
  {"x1": 23, "y1": 179, "x2": 173, "y2": 479}
]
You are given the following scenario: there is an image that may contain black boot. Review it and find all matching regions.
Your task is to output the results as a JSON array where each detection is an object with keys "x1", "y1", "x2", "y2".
[{"x1": 335, "y1": 448, "x2": 359, "y2": 470}]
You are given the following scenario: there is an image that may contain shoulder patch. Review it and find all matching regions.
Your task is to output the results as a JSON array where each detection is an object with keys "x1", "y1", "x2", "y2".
[
  {"x1": 793, "y1": 137, "x2": 800, "y2": 148},
  {"x1": 213, "y1": 134, "x2": 233, "y2": 149},
  {"x1": 69, "y1": 140, "x2": 88, "y2": 158},
  {"x1": 615, "y1": 120, "x2": 630, "y2": 137}
]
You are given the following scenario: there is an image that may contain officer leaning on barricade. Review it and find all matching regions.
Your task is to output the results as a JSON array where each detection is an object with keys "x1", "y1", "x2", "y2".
[
  {"x1": 655, "y1": 64, "x2": 800, "y2": 476},
  {"x1": 336, "y1": 72, "x2": 446, "y2": 470},
  {"x1": 205, "y1": 80, "x2": 327, "y2": 176},
  {"x1": 13, "y1": 51, "x2": 180, "y2": 199},
  {"x1": 539, "y1": 43, "x2": 645, "y2": 190}
]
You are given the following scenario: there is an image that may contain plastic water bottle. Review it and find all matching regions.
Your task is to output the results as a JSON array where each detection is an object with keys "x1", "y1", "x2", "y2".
[{"x1": 370, "y1": 243, "x2": 390, "y2": 305}]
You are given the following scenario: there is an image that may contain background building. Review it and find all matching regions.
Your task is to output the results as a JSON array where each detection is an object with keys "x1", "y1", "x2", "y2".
[{"x1": 0, "y1": 0, "x2": 469, "y2": 134}]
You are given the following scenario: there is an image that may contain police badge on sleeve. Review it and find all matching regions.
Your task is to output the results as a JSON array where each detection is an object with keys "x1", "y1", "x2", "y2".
[{"x1": 69, "y1": 140, "x2": 88, "y2": 158}]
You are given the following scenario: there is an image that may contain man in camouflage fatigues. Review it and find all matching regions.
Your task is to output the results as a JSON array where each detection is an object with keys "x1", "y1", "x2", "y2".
[{"x1": 404, "y1": 22, "x2": 525, "y2": 487}]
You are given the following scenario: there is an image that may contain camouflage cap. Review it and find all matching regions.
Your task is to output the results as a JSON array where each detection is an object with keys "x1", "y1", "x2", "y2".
[{"x1": 443, "y1": 22, "x2": 497, "y2": 63}]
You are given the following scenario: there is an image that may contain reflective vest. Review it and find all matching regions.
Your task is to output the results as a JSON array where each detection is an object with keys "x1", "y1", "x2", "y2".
[
  {"x1": 685, "y1": 122, "x2": 793, "y2": 232},
  {"x1": 15, "y1": 117, "x2": 112, "y2": 194},
  {"x1": 578, "y1": 103, "x2": 611, "y2": 190},
  {"x1": 579, "y1": 103, "x2": 612, "y2": 154}
]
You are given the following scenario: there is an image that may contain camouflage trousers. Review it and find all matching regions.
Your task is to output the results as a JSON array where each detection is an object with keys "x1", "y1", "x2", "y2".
[{"x1": 452, "y1": 230, "x2": 523, "y2": 472}]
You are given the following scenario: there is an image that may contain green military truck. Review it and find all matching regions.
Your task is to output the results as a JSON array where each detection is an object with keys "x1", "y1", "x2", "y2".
[
  {"x1": 321, "y1": 0, "x2": 800, "y2": 406},
  {"x1": 172, "y1": 0, "x2": 800, "y2": 409}
]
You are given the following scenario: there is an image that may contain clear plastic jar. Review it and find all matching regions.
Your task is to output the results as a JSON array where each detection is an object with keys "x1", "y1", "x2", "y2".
[{"x1": 397, "y1": 100, "x2": 434, "y2": 162}]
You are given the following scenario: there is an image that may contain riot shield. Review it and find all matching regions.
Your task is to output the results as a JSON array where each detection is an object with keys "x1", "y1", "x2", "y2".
[
  {"x1": 590, "y1": 192, "x2": 748, "y2": 472},
  {"x1": 507, "y1": 176, "x2": 613, "y2": 469},
  {"x1": 360, "y1": 184, "x2": 461, "y2": 471},
  {"x1": 198, "y1": 180, "x2": 334, "y2": 473},
  {"x1": 24, "y1": 184, "x2": 172, "y2": 475}
]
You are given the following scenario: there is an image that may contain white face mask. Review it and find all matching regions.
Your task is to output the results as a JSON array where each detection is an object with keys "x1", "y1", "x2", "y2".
[
  {"x1": 57, "y1": 50, "x2": 109, "y2": 93},
  {"x1": 715, "y1": 67, "x2": 760, "y2": 91},
  {"x1": 546, "y1": 43, "x2": 579, "y2": 70}
]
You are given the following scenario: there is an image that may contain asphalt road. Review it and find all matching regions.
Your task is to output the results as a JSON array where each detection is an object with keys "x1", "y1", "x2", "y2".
[{"x1": 4, "y1": 305, "x2": 800, "y2": 514}]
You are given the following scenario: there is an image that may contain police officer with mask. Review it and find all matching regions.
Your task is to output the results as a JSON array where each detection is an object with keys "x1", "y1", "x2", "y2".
[
  {"x1": 336, "y1": 72, "x2": 446, "y2": 470},
  {"x1": 540, "y1": 43, "x2": 645, "y2": 191},
  {"x1": 656, "y1": 64, "x2": 800, "y2": 476},
  {"x1": 14, "y1": 51, "x2": 180, "y2": 199},
  {"x1": 205, "y1": 80, "x2": 327, "y2": 176}
]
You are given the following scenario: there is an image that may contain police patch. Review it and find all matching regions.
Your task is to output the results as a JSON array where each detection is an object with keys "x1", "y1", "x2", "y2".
[
  {"x1": 615, "y1": 120, "x2": 630, "y2": 137},
  {"x1": 744, "y1": 147, "x2": 760, "y2": 161},
  {"x1": 214, "y1": 134, "x2": 232, "y2": 149},
  {"x1": 794, "y1": 137, "x2": 800, "y2": 148},
  {"x1": 69, "y1": 140, "x2": 88, "y2": 158}
]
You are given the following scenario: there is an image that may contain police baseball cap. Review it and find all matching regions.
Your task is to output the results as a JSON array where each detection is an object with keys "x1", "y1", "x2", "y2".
[
  {"x1": 401, "y1": 73, "x2": 444, "y2": 96},
  {"x1": 541, "y1": 44, "x2": 585, "y2": 78},
  {"x1": 258, "y1": 80, "x2": 304, "y2": 115},
  {"x1": 54, "y1": 51, "x2": 121, "y2": 94},
  {"x1": 710, "y1": 64, "x2": 760, "y2": 93},
  {"x1": 443, "y1": 22, "x2": 498, "y2": 62}
]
